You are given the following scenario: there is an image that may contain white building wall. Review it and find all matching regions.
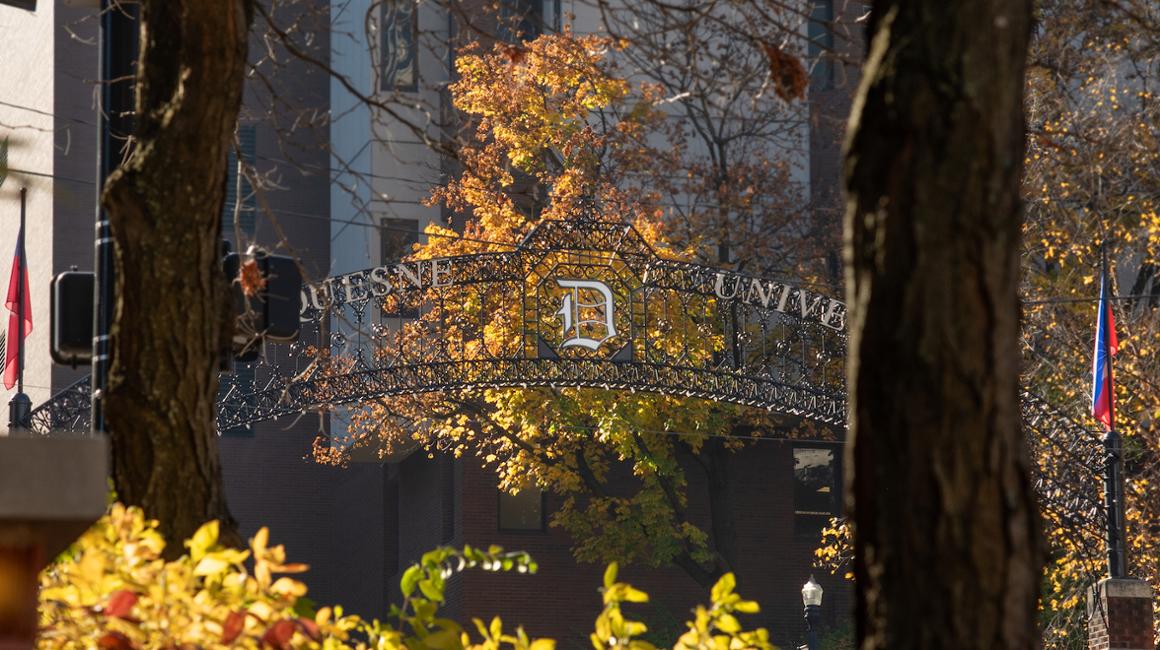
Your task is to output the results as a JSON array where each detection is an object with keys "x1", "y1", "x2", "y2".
[
  {"x1": 0, "y1": 1, "x2": 56, "y2": 414},
  {"x1": 330, "y1": 0, "x2": 377, "y2": 275}
]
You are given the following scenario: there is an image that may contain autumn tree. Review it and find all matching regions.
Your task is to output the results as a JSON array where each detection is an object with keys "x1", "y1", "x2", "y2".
[
  {"x1": 843, "y1": 1, "x2": 1041, "y2": 648},
  {"x1": 319, "y1": 32, "x2": 832, "y2": 592},
  {"x1": 102, "y1": 0, "x2": 253, "y2": 550},
  {"x1": 814, "y1": 1, "x2": 1160, "y2": 643},
  {"x1": 1021, "y1": 0, "x2": 1160, "y2": 642}
]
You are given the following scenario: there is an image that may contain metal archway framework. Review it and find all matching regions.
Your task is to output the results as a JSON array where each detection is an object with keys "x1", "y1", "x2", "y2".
[
  {"x1": 217, "y1": 217, "x2": 850, "y2": 430},
  {"x1": 28, "y1": 217, "x2": 1107, "y2": 563}
]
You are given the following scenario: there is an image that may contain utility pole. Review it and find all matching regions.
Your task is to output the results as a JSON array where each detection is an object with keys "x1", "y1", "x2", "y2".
[{"x1": 92, "y1": 1, "x2": 137, "y2": 434}]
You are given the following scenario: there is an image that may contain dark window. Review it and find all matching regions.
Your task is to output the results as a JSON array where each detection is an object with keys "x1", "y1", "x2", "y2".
[
  {"x1": 219, "y1": 124, "x2": 257, "y2": 437},
  {"x1": 381, "y1": 218, "x2": 420, "y2": 318},
  {"x1": 491, "y1": 0, "x2": 540, "y2": 42},
  {"x1": 223, "y1": 124, "x2": 257, "y2": 241},
  {"x1": 382, "y1": 0, "x2": 418, "y2": 91},
  {"x1": 794, "y1": 446, "x2": 837, "y2": 516},
  {"x1": 381, "y1": 217, "x2": 420, "y2": 262},
  {"x1": 807, "y1": 0, "x2": 834, "y2": 89},
  {"x1": 0, "y1": 0, "x2": 37, "y2": 11},
  {"x1": 499, "y1": 488, "x2": 544, "y2": 531}
]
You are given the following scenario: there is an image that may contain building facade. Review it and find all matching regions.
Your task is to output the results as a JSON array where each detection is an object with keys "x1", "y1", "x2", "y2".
[{"x1": 4, "y1": 0, "x2": 864, "y2": 645}]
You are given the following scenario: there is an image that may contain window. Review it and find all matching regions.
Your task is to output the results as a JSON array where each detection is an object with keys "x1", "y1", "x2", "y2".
[
  {"x1": 381, "y1": 217, "x2": 420, "y2": 262},
  {"x1": 219, "y1": 124, "x2": 258, "y2": 437},
  {"x1": 498, "y1": 488, "x2": 544, "y2": 531},
  {"x1": 807, "y1": 0, "x2": 834, "y2": 88},
  {"x1": 794, "y1": 446, "x2": 838, "y2": 516},
  {"x1": 497, "y1": 0, "x2": 556, "y2": 43},
  {"x1": 382, "y1": 0, "x2": 418, "y2": 91},
  {"x1": 381, "y1": 218, "x2": 420, "y2": 317},
  {"x1": 0, "y1": 0, "x2": 37, "y2": 11},
  {"x1": 222, "y1": 124, "x2": 257, "y2": 240}
]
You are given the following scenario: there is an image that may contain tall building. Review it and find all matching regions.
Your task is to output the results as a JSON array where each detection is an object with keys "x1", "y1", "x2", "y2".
[
  {"x1": 322, "y1": 1, "x2": 865, "y2": 646},
  {"x1": 6, "y1": 0, "x2": 865, "y2": 645},
  {"x1": 0, "y1": 0, "x2": 394, "y2": 619}
]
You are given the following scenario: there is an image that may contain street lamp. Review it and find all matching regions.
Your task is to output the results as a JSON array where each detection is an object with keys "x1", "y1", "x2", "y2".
[{"x1": 802, "y1": 575, "x2": 823, "y2": 650}]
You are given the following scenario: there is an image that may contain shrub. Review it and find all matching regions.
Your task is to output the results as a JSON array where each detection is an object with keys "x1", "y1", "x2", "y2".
[{"x1": 39, "y1": 504, "x2": 771, "y2": 650}]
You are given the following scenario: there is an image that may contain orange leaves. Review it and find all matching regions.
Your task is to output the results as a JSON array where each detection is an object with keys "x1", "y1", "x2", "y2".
[
  {"x1": 239, "y1": 257, "x2": 267, "y2": 298},
  {"x1": 103, "y1": 589, "x2": 138, "y2": 619},
  {"x1": 38, "y1": 505, "x2": 365, "y2": 649},
  {"x1": 96, "y1": 632, "x2": 133, "y2": 650},
  {"x1": 758, "y1": 42, "x2": 807, "y2": 102},
  {"x1": 221, "y1": 610, "x2": 245, "y2": 643},
  {"x1": 261, "y1": 619, "x2": 297, "y2": 648},
  {"x1": 449, "y1": 32, "x2": 636, "y2": 181}
]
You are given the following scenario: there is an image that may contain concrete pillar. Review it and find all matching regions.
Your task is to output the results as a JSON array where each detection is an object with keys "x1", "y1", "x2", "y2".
[
  {"x1": 0, "y1": 436, "x2": 108, "y2": 648},
  {"x1": 1087, "y1": 577, "x2": 1155, "y2": 650}
]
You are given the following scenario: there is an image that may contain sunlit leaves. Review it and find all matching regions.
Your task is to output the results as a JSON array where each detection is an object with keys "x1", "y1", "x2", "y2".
[
  {"x1": 38, "y1": 504, "x2": 361, "y2": 649},
  {"x1": 41, "y1": 506, "x2": 770, "y2": 650}
]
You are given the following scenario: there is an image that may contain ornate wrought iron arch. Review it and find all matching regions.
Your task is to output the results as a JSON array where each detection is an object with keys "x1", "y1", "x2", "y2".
[
  {"x1": 219, "y1": 217, "x2": 850, "y2": 430},
  {"x1": 27, "y1": 217, "x2": 1109, "y2": 558}
]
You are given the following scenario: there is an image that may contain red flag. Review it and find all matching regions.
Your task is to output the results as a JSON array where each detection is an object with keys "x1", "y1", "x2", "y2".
[{"x1": 4, "y1": 224, "x2": 31, "y2": 390}]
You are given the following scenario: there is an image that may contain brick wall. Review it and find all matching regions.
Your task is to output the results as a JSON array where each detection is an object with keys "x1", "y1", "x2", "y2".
[
  {"x1": 1087, "y1": 578, "x2": 1156, "y2": 650},
  {"x1": 392, "y1": 441, "x2": 854, "y2": 649}
]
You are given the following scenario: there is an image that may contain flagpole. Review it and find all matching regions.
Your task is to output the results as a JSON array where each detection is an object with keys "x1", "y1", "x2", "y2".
[
  {"x1": 1100, "y1": 242, "x2": 1126, "y2": 578},
  {"x1": 7, "y1": 187, "x2": 31, "y2": 432},
  {"x1": 17, "y1": 186, "x2": 25, "y2": 394}
]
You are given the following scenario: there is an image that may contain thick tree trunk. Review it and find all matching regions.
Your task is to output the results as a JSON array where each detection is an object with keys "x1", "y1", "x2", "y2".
[
  {"x1": 103, "y1": 0, "x2": 253, "y2": 553},
  {"x1": 843, "y1": 2, "x2": 1042, "y2": 648}
]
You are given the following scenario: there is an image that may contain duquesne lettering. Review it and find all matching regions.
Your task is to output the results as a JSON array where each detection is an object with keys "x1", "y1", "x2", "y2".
[{"x1": 300, "y1": 258, "x2": 454, "y2": 319}]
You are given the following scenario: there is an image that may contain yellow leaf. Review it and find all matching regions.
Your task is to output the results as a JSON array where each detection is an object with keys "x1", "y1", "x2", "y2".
[{"x1": 187, "y1": 520, "x2": 219, "y2": 561}]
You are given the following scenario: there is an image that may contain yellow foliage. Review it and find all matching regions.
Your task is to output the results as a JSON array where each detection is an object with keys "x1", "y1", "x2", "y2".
[
  {"x1": 332, "y1": 30, "x2": 823, "y2": 579},
  {"x1": 38, "y1": 506, "x2": 772, "y2": 650},
  {"x1": 38, "y1": 503, "x2": 362, "y2": 649}
]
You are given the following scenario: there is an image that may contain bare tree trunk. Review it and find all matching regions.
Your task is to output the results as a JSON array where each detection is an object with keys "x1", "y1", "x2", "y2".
[
  {"x1": 103, "y1": 0, "x2": 253, "y2": 553},
  {"x1": 843, "y1": 2, "x2": 1042, "y2": 648}
]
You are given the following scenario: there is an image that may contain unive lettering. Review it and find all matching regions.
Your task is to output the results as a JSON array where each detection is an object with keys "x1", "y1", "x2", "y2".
[{"x1": 711, "y1": 271, "x2": 846, "y2": 331}]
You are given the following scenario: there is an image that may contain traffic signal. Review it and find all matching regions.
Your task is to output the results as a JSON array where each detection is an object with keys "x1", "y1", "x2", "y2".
[
  {"x1": 50, "y1": 270, "x2": 94, "y2": 366},
  {"x1": 222, "y1": 248, "x2": 303, "y2": 362},
  {"x1": 50, "y1": 249, "x2": 302, "y2": 366}
]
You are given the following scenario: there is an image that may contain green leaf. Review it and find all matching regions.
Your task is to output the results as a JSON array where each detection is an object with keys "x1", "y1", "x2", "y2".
[
  {"x1": 425, "y1": 628, "x2": 460, "y2": 649},
  {"x1": 401, "y1": 565, "x2": 422, "y2": 597},
  {"x1": 419, "y1": 579, "x2": 445, "y2": 603}
]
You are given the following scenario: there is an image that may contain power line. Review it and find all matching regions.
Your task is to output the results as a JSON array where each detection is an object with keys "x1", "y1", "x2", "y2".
[
  {"x1": 0, "y1": 99, "x2": 98, "y2": 127},
  {"x1": 1023, "y1": 294, "x2": 1158, "y2": 306},
  {"x1": 554, "y1": 423, "x2": 846, "y2": 444},
  {"x1": 261, "y1": 205, "x2": 521, "y2": 250},
  {"x1": 2, "y1": 167, "x2": 96, "y2": 186}
]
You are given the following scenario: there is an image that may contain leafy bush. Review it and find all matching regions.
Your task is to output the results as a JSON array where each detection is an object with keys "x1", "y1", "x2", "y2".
[{"x1": 39, "y1": 505, "x2": 772, "y2": 650}]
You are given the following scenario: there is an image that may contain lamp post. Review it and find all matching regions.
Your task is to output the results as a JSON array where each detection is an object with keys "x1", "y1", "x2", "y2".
[{"x1": 802, "y1": 575, "x2": 823, "y2": 650}]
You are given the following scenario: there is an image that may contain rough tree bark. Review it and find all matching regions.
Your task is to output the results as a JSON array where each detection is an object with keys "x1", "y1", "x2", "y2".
[
  {"x1": 103, "y1": 0, "x2": 254, "y2": 552},
  {"x1": 843, "y1": 1, "x2": 1042, "y2": 648}
]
